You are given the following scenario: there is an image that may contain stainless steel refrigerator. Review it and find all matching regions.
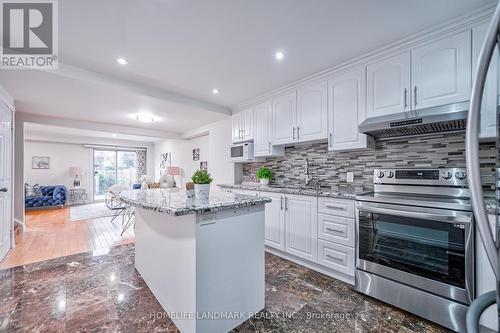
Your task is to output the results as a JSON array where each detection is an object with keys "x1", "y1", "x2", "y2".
[{"x1": 467, "y1": 1, "x2": 500, "y2": 332}]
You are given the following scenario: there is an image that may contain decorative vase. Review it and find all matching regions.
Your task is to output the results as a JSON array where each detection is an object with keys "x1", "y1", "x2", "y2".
[
  {"x1": 186, "y1": 189, "x2": 195, "y2": 199},
  {"x1": 260, "y1": 178, "x2": 270, "y2": 186},
  {"x1": 194, "y1": 184, "x2": 210, "y2": 200},
  {"x1": 73, "y1": 175, "x2": 81, "y2": 188}
]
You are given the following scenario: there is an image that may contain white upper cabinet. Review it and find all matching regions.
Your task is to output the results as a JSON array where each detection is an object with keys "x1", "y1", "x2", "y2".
[
  {"x1": 232, "y1": 108, "x2": 253, "y2": 143},
  {"x1": 411, "y1": 30, "x2": 471, "y2": 109},
  {"x1": 328, "y1": 67, "x2": 373, "y2": 151},
  {"x1": 367, "y1": 52, "x2": 411, "y2": 117},
  {"x1": 232, "y1": 112, "x2": 242, "y2": 143},
  {"x1": 253, "y1": 102, "x2": 272, "y2": 156},
  {"x1": 241, "y1": 108, "x2": 254, "y2": 141},
  {"x1": 272, "y1": 91, "x2": 297, "y2": 145},
  {"x1": 296, "y1": 81, "x2": 328, "y2": 142},
  {"x1": 473, "y1": 21, "x2": 498, "y2": 140}
]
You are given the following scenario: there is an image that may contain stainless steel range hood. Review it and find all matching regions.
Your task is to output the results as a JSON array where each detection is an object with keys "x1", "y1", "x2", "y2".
[{"x1": 358, "y1": 101, "x2": 469, "y2": 139}]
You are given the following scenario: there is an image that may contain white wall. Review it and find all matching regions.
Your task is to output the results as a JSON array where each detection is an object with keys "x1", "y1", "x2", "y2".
[
  {"x1": 24, "y1": 138, "x2": 155, "y2": 202},
  {"x1": 153, "y1": 136, "x2": 209, "y2": 187},
  {"x1": 25, "y1": 141, "x2": 91, "y2": 189},
  {"x1": 154, "y1": 118, "x2": 235, "y2": 187}
]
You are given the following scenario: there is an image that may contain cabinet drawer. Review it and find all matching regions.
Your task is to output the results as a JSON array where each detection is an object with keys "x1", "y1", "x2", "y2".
[
  {"x1": 318, "y1": 214, "x2": 355, "y2": 247},
  {"x1": 318, "y1": 197, "x2": 354, "y2": 218},
  {"x1": 317, "y1": 239, "x2": 355, "y2": 277}
]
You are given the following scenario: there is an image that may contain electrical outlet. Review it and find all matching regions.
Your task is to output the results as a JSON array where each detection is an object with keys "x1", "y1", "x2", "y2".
[{"x1": 346, "y1": 172, "x2": 354, "y2": 183}]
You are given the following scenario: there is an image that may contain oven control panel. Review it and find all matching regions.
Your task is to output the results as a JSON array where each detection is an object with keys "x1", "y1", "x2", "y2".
[{"x1": 373, "y1": 168, "x2": 468, "y2": 186}]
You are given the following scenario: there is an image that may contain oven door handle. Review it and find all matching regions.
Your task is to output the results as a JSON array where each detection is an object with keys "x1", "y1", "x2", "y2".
[{"x1": 358, "y1": 205, "x2": 472, "y2": 224}]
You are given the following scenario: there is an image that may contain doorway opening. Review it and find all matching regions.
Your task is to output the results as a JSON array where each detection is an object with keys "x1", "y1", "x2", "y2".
[{"x1": 93, "y1": 149, "x2": 138, "y2": 201}]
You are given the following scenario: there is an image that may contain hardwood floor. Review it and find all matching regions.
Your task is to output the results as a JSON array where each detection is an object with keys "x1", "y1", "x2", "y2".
[{"x1": 0, "y1": 206, "x2": 134, "y2": 270}]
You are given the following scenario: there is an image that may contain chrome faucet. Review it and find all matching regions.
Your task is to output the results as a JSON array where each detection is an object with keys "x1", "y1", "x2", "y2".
[{"x1": 305, "y1": 158, "x2": 313, "y2": 186}]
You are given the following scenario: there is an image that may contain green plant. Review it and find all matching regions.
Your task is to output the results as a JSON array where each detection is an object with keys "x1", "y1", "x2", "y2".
[
  {"x1": 256, "y1": 167, "x2": 272, "y2": 180},
  {"x1": 191, "y1": 170, "x2": 213, "y2": 184}
]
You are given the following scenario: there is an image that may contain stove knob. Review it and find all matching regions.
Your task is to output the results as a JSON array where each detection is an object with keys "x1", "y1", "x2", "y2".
[
  {"x1": 441, "y1": 171, "x2": 453, "y2": 180},
  {"x1": 385, "y1": 171, "x2": 394, "y2": 178},
  {"x1": 376, "y1": 171, "x2": 384, "y2": 178},
  {"x1": 455, "y1": 171, "x2": 467, "y2": 180}
]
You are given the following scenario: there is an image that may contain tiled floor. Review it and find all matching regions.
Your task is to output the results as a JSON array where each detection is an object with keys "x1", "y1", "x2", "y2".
[
  {"x1": 0, "y1": 207, "x2": 134, "y2": 270},
  {"x1": 0, "y1": 244, "x2": 450, "y2": 332}
]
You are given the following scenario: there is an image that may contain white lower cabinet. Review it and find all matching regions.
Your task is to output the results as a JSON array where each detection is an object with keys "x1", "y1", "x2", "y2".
[
  {"x1": 318, "y1": 213, "x2": 355, "y2": 247},
  {"x1": 317, "y1": 239, "x2": 355, "y2": 277},
  {"x1": 264, "y1": 192, "x2": 285, "y2": 251},
  {"x1": 260, "y1": 189, "x2": 356, "y2": 284},
  {"x1": 285, "y1": 194, "x2": 318, "y2": 262},
  {"x1": 476, "y1": 215, "x2": 498, "y2": 331}
]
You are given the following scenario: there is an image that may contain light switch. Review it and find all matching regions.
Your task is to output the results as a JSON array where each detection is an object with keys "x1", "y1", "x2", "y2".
[{"x1": 346, "y1": 172, "x2": 354, "y2": 183}]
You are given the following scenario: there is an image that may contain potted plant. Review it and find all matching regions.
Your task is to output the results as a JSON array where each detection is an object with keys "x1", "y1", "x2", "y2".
[
  {"x1": 256, "y1": 167, "x2": 272, "y2": 186},
  {"x1": 191, "y1": 170, "x2": 213, "y2": 199}
]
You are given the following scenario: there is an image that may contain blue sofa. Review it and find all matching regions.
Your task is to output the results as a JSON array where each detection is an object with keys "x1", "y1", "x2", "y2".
[{"x1": 25, "y1": 185, "x2": 67, "y2": 209}]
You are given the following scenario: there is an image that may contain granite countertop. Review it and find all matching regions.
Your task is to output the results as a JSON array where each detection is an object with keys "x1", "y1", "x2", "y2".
[
  {"x1": 119, "y1": 188, "x2": 271, "y2": 216},
  {"x1": 218, "y1": 183, "x2": 366, "y2": 199}
]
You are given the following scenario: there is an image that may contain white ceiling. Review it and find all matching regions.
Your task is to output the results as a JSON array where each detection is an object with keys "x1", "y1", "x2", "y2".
[
  {"x1": 0, "y1": 0, "x2": 495, "y2": 136},
  {"x1": 25, "y1": 123, "x2": 162, "y2": 143}
]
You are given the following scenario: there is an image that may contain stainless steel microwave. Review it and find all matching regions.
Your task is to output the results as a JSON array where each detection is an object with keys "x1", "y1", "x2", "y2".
[{"x1": 230, "y1": 142, "x2": 254, "y2": 162}]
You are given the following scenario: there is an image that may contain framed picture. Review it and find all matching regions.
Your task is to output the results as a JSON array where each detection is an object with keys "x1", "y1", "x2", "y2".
[
  {"x1": 193, "y1": 148, "x2": 200, "y2": 161},
  {"x1": 200, "y1": 161, "x2": 208, "y2": 171},
  {"x1": 32, "y1": 156, "x2": 50, "y2": 169}
]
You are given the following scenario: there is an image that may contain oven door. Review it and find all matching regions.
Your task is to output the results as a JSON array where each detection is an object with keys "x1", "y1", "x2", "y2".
[{"x1": 356, "y1": 201, "x2": 474, "y2": 304}]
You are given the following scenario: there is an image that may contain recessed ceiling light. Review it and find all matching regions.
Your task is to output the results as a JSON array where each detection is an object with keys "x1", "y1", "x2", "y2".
[
  {"x1": 136, "y1": 113, "x2": 155, "y2": 123},
  {"x1": 212, "y1": 88, "x2": 219, "y2": 94},
  {"x1": 112, "y1": 133, "x2": 118, "y2": 138},
  {"x1": 275, "y1": 51, "x2": 284, "y2": 61},
  {"x1": 116, "y1": 57, "x2": 128, "y2": 65}
]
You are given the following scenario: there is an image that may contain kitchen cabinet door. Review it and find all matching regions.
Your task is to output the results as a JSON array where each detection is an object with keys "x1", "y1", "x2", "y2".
[
  {"x1": 473, "y1": 21, "x2": 498, "y2": 140},
  {"x1": 241, "y1": 108, "x2": 254, "y2": 141},
  {"x1": 475, "y1": 215, "x2": 497, "y2": 331},
  {"x1": 254, "y1": 102, "x2": 272, "y2": 156},
  {"x1": 296, "y1": 80, "x2": 328, "y2": 142},
  {"x1": 328, "y1": 67, "x2": 373, "y2": 151},
  {"x1": 285, "y1": 194, "x2": 318, "y2": 262},
  {"x1": 272, "y1": 91, "x2": 297, "y2": 145},
  {"x1": 367, "y1": 52, "x2": 411, "y2": 117},
  {"x1": 411, "y1": 30, "x2": 471, "y2": 109},
  {"x1": 232, "y1": 113, "x2": 242, "y2": 143},
  {"x1": 263, "y1": 192, "x2": 285, "y2": 251}
]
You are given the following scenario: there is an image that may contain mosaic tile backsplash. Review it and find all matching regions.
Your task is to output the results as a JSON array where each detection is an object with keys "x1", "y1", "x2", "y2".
[{"x1": 242, "y1": 132, "x2": 497, "y2": 191}]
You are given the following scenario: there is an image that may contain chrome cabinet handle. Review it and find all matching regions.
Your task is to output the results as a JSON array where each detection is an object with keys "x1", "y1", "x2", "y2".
[
  {"x1": 285, "y1": 197, "x2": 288, "y2": 210},
  {"x1": 325, "y1": 227, "x2": 344, "y2": 235},
  {"x1": 292, "y1": 127, "x2": 296, "y2": 140},
  {"x1": 403, "y1": 88, "x2": 408, "y2": 109},
  {"x1": 325, "y1": 204, "x2": 346, "y2": 211},
  {"x1": 268, "y1": 141, "x2": 271, "y2": 153},
  {"x1": 280, "y1": 196, "x2": 283, "y2": 210},
  {"x1": 466, "y1": 1, "x2": 500, "y2": 279},
  {"x1": 329, "y1": 133, "x2": 333, "y2": 146},
  {"x1": 297, "y1": 126, "x2": 300, "y2": 139},
  {"x1": 0, "y1": 188, "x2": 7, "y2": 192},
  {"x1": 325, "y1": 254, "x2": 344, "y2": 263},
  {"x1": 413, "y1": 86, "x2": 418, "y2": 107}
]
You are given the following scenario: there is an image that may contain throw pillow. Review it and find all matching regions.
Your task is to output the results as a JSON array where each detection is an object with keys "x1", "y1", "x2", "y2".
[{"x1": 25, "y1": 184, "x2": 42, "y2": 197}]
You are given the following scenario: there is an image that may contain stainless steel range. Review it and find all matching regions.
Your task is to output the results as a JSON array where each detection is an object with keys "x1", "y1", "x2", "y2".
[{"x1": 355, "y1": 168, "x2": 473, "y2": 333}]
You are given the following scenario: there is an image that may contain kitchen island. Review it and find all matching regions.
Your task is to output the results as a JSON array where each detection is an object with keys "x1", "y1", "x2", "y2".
[{"x1": 119, "y1": 188, "x2": 270, "y2": 333}]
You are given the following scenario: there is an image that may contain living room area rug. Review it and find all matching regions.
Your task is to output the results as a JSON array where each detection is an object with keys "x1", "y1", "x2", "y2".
[{"x1": 70, "y1": 202, "x2": 114, "y2": 221}]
